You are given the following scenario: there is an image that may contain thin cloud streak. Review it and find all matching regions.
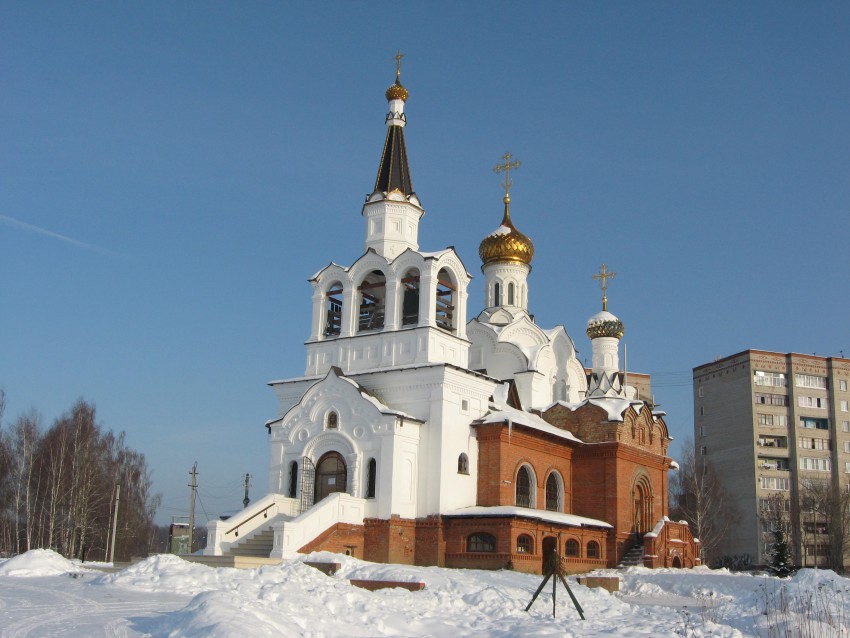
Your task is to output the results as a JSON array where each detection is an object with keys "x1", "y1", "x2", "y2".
[{"x1": 0, "y1": 214, "x2": 120, "y2": 257}]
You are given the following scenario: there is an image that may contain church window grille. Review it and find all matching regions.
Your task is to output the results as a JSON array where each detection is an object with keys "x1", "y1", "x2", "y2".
[
  {"x1": 357, "y1": 271, "x2": 386, "y2": 332},
  {"x1": 366, "y1": 458, "x2": 377, "y2": 498},
  {"x1": 288, "y1": 461, "x2": 298, "y2": 499},
  {"x1": 401, "y1": 269, "x2": 420, "y2": 326},
  {"x1": 508, "y1": 282, "x2": 515, "y2": 305},
  {"x1": 565, "y1": 538, "x2": 580, "y2": 557},
  {"x1": 516, "y1": 534, "x2": 533, "y2": 554},
  {"x1": 324, "y1": 284, "x2": 343, "y2": 336},
  {"x1": 545, "y1": 472, "x2": 562, "y2": 512},
  {"x1": 326, "y1": 412, "x2": 338, "y2": 429},
  {"x1": 435, "y1": 268, "x2": 456, "y2": 333},
  {"x1": 516, "y1": 465, "x2": 534, "y2": 508},
  {"x1": 586, "y1": 541, "x2": 600, "y2": 559},
  {"x1": 457, "y1": 453, "x2": 469, "y2": 475},
  {"x1": 467, "y1": 533, "x2": 496, "y2": 553}
]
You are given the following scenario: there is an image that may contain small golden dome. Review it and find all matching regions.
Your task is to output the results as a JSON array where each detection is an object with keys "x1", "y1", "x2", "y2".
[
  {"x1": 586, "y1": 310, "x2": 625, "y2": 340},
  {"x1": 478, "y1": 197, "x2": 535, "y2": 266},
  {"x1": 385, "y1": 78, "x2": 409, "y2": 102}
]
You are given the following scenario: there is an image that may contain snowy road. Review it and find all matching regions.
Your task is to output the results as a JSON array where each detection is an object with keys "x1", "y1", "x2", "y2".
[{"x1": 0, "y1": 575, "x2": 190, "y2": 638}]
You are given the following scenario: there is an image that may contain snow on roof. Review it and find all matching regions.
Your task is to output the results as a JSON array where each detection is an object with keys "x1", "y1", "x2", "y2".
[
  {"x1": 338, "y1": 375, "x2": 422, "y2": 422},
  {"x1": 487, "y1": 224, "x2": 512, "y2": 237},
  {"x1": 546, "y1": 397, "x2": 647, "y2": 422},
  {"x1": 442, "y1": 506, "x2": 612, "y2": 529},
  {"x1": 644, "y1": 516, "x2": 671, "y2": 538},
  {"x1": 308, "y1": 261, "x2": 348, "y2": 282},
  {"x1": 418, "y1": 249, "x2": 452, "y2": 259},
  {"x1": 476, "y1": 402, "x2": 582, "y2": 443},
  {"x1": 669, "y1": 460, "x2": 680, "y2": 470}
]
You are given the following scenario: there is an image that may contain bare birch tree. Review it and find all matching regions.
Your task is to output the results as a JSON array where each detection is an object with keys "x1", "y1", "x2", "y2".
[{"x1": 670, "y1": 438, "x2": 735, "y2": 565}]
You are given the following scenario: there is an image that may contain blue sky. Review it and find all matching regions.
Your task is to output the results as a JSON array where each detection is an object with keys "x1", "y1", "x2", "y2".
[{"x1": 2, "y1": 2, "x2": 848, "y2": 525}]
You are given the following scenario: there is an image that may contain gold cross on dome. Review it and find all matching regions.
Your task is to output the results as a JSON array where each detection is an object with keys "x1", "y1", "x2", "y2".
[
  {"x1": 393, "y1": 50, "x2": 405, "y2": 78},
  {"x1": 592, "y1": 263, "x2": 616, "y2": 311},
  {"x1": 493, "y1": 152, "x2": 521, "y2": 196}
]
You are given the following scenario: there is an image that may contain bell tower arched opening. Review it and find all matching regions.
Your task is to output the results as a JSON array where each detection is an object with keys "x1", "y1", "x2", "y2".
[
  {"x1": 435, "y1": 267, "x2": 456, "y2": 333},
  {"x1": 357, "y1": 270, "x2": 386, "y2": 332}
]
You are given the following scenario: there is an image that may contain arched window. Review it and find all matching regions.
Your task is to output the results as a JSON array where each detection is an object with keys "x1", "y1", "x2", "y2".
[
  {"x1": 435, "y1": 268, "x2": 456, "y2": 332},
  {"x1": 324, "y1": 283, "x2": 343, "y2": 336},
  {"x1": 288, "y1": 461, "x2": 298, "y2": 499},
  {"x1": 494, "y1": 282, "x2": 501, "y2": 307},
  {"x1": 467, "y1": 533, "x2": 496, "y2": 553},
  {"x1": 516, "y1": 465, "x2": 535, "y2": 508},
  {"x1": 516, "y1": 534, "x2": 533, "y2": 554},
  {"x1": 457, "y1": 453, "x2": 469, "y2": 475},
  {"x1": 508, "y1": 282, "x2": 515, "y2": 306},
  {"x1": 358, "y1": 270, "x2": 386, "y2": 332},
  {"x1": 401, "y1": 269, "x2": 420, "y2": 326},
  {"x1": 565, "y1": 538, "x2": 580, "y2": 557},
  {"x1": 365, "y1": 458, "x2": 377, "y2": 499},
  {"x1": 587, "y1": 540, "x2": 600, "y2": 559},
  {"x1": 326, "y1": 412, "x2": 338, "y2": 429},
  {"x1": 545, "y1": 472, "x2": 563, "y2": 512}
]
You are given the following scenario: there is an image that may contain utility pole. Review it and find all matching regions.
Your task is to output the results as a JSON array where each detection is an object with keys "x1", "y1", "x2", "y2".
[
  {"x1": 188, "y1": 463, "x2": 198, "y2": 553},
  {"x1": 109, "y1": 484, "x2": 120, "y2": 564},
  {"x1": 243, "y1": 473, "x2": 251, "y2": 508}
]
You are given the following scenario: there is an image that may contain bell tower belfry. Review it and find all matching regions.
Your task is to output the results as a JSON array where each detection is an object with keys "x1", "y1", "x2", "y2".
[{"x1": 303, "y1": 55, "x2": 472, "y2": 377}]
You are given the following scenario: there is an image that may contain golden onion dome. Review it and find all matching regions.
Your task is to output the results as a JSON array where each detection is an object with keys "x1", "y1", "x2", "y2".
[
  {"x1": 478, "y1": 195, "x2": 535, "y2": 266},
  {"x1": 385, "y1": 78, "x2": 409, "y2": 102},
  {"x1": 586, "y1": 310, "x2": 625, "y2": 340}
]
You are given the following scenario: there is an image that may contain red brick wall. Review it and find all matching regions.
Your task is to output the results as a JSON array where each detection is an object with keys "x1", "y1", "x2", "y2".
[
  {"x1": 363, "y1": 516, "x2": 417, "y2": 565},
  {"x1": 475, "y1": 422, "x2": 575, "y2": 511},
  {"x1": 298, "y1": 523, "x2": 365, "y2": 558}
]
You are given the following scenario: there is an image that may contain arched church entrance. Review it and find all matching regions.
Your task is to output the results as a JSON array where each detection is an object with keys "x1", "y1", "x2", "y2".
[
  {"x1": 632, "y1": 476, "x2": 653, "y2": 536},
  {"x1": 672, "y1": 555, "x2": 682, "y2": 568},
  {"x1": 314, "y1": 452, "x2": 347, "y2": 502}
]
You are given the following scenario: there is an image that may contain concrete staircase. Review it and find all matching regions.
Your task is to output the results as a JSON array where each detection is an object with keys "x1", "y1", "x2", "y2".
[
  {"x1": 618, "y1": 543, "x2": 644, "y2": 567},
  {"x1": 229, "y1": 528, "x2": 275, "y2": 557}
]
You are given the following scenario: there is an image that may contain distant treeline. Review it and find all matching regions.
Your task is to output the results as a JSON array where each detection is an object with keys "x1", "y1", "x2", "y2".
[{"x1": 0, "y1": 391, "x2": 160, "y2": 561}]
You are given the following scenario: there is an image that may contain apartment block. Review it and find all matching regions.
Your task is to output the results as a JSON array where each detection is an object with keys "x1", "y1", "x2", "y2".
[{"x1": 693, "y1": 350, "x2": 850, "y2": 568}]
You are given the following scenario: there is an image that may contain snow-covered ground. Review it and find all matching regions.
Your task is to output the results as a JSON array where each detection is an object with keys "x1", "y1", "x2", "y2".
[{"x1": 0, "y1": 549, "x2": 847, "y2": 637}]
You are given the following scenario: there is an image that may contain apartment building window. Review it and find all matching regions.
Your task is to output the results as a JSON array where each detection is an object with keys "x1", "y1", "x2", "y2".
[
  {"x1": 754, "y1": 371, "x2": 787, "y2": 387},
  {"x1": 700, "y1": 425, "x2": 708, "y2": 437},
  {"x1": 758, "y1": 413, "x2": 788, "y2": 427},
  {"x1": 759, "y1": 497, "x2": 790, "y2": 512},
  {"x1": 840, "y1": 380, "x2": 848, "y2": 392},
  {"x1": 759, "y1": 476, "x2": 790, "y2": 490},
  {"x1": 699, "y1": 406, "x2": 705, "y2": 416},
  {"x1": 756, "y1": 393, "x2": 789, "y2": 406},
  {"x1": 845, "y1": 462, "x2": 850, "y2": 474},
  {"x1": 841, "y1": 400, "x2": 849, "y2": 412},
  {"x1": 698, "y1": 386, "x2": 704, "y2": 397},
  {"x1": 700, "y1": 446, "x2": 707, "y2": 456},
  {"x1": 758, "y1": 436, "x2": 787, "y2": 448},
  {"x1": 798, "y1": 395, "x2": 828, "y2": 409},
  {"x1": 758, "y1": 457, "x2": 790, "y2": 470},
  {"x1": 844, "y1": 441, "x2": 850, "y2": 454},
  {"x1": 796, "y1": 374, "x2": 827, "y2": 389},
  {"x1": 799, "y1": 457, "x2": 831, "y2": 472},
  {"x1": 844, "y1": 421, "x2": 850, "y2": 433},
  {"x1": 800, "y1": 417, "x2": 829, "y2": 430},
  {"x1": 799, "y1": 437, "x2": 830, "y2": 450}
]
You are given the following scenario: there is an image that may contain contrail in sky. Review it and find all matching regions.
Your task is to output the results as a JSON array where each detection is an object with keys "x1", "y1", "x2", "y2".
[{"x1": 0, "y1": 214, "x2": 120, "y2": 257}]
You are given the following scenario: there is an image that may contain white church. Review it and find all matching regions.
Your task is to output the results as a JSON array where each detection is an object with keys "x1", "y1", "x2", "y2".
[{"x1": 203, "y1": 63, "x2": 699, "y2": 573}]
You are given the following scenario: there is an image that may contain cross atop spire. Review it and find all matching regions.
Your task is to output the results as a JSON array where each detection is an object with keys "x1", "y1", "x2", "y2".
[
  {"x1": 393, "y1": 50, "x2": 405, "y2": 79},
  {"x1": 592, "y1": 263, "x2": 616, "y2": 311},
  {"x1": 493, "y1": 152, "x2": 521, "y2": 201}
]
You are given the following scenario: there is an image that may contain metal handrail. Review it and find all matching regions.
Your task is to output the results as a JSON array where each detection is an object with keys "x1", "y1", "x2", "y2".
[{"x1": 226, "y1": 501, "x2": 275, "y2": 537}]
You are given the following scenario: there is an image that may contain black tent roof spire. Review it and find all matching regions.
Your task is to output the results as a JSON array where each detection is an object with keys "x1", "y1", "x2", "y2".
[{"x1": 373, "y1": 52, "x2": 414, "y2": 196}]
